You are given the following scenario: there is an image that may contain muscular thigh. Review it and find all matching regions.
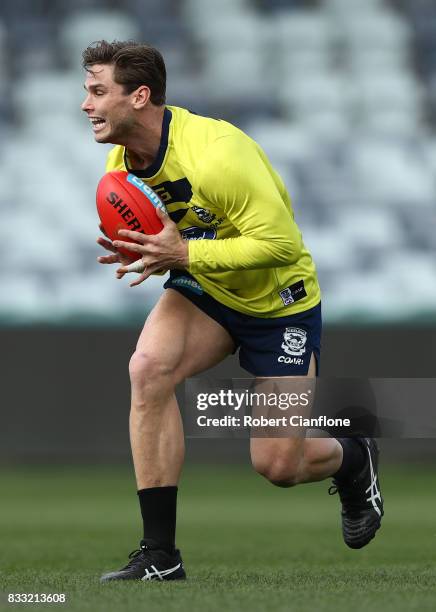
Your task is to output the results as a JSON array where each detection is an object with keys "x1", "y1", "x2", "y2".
[
  {"x1": 136, "y1": 288, "x2": 235, "y2": 383},
  {"x1": 250, "y1": 353, "x2": 317, "y2": 463}
]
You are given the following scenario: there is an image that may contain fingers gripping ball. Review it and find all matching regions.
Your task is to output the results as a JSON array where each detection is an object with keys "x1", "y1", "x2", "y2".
[{"x1": 96, "y1": 171, "x2": 167, "y2": 261}]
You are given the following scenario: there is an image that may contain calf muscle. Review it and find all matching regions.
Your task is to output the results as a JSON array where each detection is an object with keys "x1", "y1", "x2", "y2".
[{"x1": 130, "y1": 289, "x2": 234, "y2": 489}]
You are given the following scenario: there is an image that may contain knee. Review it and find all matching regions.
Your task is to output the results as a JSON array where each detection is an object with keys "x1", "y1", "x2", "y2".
[
  {"x1": 129, "y1": 349, "x2": 174, "y2": 388},
  {"x1": 251, "y1": 453, "x2": 301, "y2": 488}
]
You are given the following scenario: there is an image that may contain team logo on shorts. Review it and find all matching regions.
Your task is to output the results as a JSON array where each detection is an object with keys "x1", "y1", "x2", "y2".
[{"x1": 281, "y1": 327, "x2": 307, "y2": 356}]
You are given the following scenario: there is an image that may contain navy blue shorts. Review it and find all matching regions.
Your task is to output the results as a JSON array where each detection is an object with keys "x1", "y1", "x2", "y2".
[{"x1": 164, "y1": 272, "x2": 322, "y2": 377}]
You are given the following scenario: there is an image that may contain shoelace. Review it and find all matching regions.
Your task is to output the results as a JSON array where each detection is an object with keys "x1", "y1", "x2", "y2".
[
  {"x1": 123, "y1": 546, "x2": 151, "y2": 570},
  {"x1": 328, "y1": 480, "x2": 364, "y2": 513}
]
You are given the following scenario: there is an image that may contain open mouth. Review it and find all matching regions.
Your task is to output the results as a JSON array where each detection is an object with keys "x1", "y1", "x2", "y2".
[{"x1": 90, "y1": 117, "x2": 107, "y2": 132}]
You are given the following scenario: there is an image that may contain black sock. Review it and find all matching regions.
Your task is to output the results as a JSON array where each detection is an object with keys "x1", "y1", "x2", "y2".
[
  {"x1": 137, "y1": 486, "x2": 178, "y2": 553},
  {"x1": 334, "y1": 438, "x2": 366, "y2": 481}
]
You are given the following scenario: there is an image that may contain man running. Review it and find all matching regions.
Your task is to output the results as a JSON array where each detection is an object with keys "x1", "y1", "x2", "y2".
[{"x1": 81, "y1": 40, "x2": 383, "y2": 582}]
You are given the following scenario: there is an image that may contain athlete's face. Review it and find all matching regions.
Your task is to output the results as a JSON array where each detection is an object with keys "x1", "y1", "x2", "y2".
[{"x1": 81, "y1": 64, "x2": 136, "y2": 144}]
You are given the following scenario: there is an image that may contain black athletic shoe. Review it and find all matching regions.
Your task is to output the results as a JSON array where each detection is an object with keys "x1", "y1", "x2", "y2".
[
  {"x1": 100, "y1": 540, "x2": 186, "y2": 582},
  {"x1": 329, "y1": 438, "x2": 384, "y2": 549}
]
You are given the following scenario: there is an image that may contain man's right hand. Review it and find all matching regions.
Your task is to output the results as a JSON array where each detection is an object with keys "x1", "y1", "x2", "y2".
[{"x1": 96, "y1": 223, "x2": 136, "y2": 279}]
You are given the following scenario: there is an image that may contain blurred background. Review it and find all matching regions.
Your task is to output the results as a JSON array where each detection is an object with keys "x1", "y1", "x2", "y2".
[
  {"x1": 0, "y1": 0, "x2": 436, "y2": 324},
  {"x1": 1, "y1": 5, "x2": 435, "y2": 608},
  {"x1": 0, "y1": 0, "x2": 435, "y2": 462}
]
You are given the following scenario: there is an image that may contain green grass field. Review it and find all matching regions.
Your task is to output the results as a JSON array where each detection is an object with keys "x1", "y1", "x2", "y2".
[{"x1": 1, "y1": 463, "x2": 436, "y2": 612}]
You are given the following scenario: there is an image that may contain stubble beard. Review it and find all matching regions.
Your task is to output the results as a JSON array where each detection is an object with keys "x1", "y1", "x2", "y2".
[{"x1": 97, "y1": 113, "x2": 136, "y2": 146}]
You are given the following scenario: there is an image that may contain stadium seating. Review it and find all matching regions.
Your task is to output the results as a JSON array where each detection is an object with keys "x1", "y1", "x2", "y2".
[{"x1": 0, "y1": 0, "x2": 435, "y2": 323}]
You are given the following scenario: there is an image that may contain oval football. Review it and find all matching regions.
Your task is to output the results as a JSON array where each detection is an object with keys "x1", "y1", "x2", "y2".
[{"x1": 96, "y1": 170, "x2": 166, "y2": 261}]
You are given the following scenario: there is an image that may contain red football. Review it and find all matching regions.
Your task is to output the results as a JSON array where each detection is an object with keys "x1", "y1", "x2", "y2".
[{"x1": 96, "y1": 170, "x2": 166, "y2": 260}]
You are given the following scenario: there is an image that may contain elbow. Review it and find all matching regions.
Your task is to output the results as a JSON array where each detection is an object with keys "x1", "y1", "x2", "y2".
[{"x1": 272, "y1": 240, "x2": 302, "y2": 267}]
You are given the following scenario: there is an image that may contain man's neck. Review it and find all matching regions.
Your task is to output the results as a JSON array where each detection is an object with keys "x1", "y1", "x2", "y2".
[{"x1": 124, "y1": 105, "x2": 166, "y2": 170}]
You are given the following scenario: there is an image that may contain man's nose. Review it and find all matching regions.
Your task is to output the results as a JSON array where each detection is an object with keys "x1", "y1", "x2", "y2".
[{"x1": 81, "y1": 94, "x2": 92, "y2": 112}]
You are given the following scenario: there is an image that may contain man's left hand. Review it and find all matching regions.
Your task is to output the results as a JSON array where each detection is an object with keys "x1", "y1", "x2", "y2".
[{"x1": 113, "y1": 208, "x2": 189, "y2": 287}]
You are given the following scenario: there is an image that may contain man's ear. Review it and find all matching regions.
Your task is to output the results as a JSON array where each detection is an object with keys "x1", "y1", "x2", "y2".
[{"x1": 132, "y1": 85, "x2": 151, "y2": 109}]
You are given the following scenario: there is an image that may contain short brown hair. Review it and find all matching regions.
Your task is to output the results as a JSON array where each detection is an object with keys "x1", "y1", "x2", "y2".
[{"x1": 82, "y1": 40, "x2": 166, "y2": 105}]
